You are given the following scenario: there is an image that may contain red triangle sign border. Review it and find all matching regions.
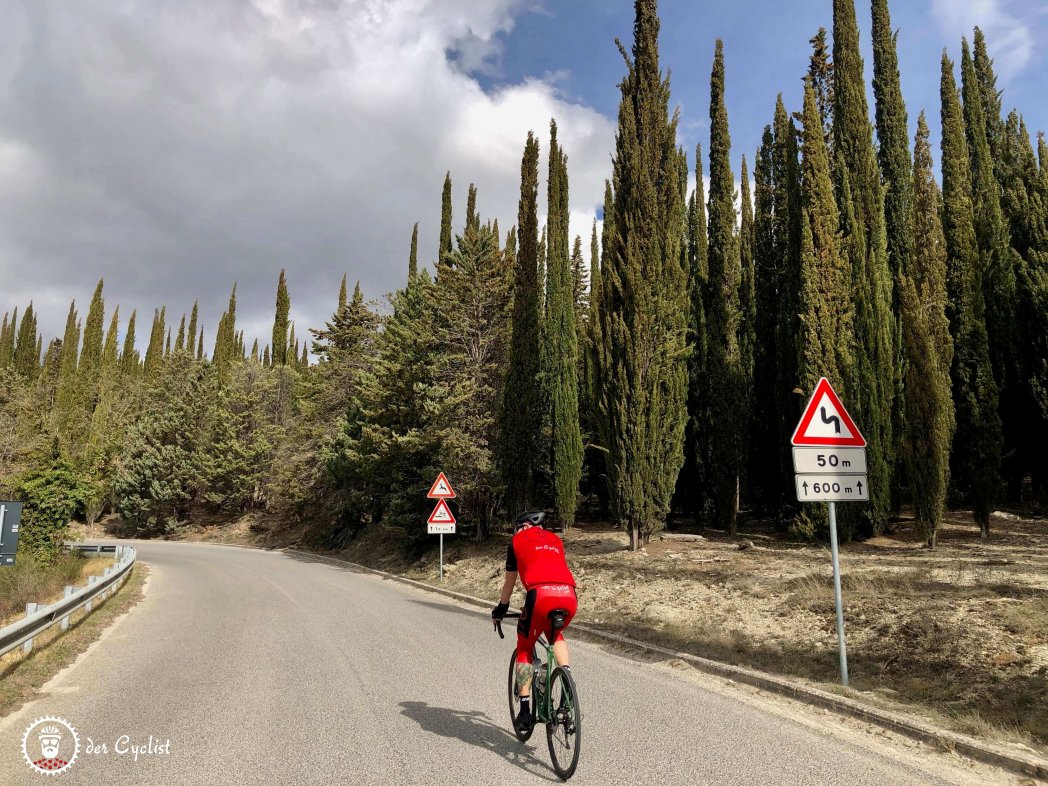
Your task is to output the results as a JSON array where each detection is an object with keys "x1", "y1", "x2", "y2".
[
  {"x1": 427, "y1": 499, "x2": 457, "y2": 525},
  {"x1": 791, "y1": 377, "x2": 867, "y2": 447},
  {"x1": 427, "y1": 472, "x2": 456, "y2": 499}
]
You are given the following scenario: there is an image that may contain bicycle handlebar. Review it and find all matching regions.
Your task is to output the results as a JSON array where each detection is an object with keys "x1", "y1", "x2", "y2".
[{"x1": 494, "y1": 611, "x2": 521, "y2": 639}]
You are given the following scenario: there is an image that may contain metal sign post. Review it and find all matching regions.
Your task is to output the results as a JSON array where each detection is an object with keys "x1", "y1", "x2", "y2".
[
  {"x1": 791, "y1": 378, "x2": 867, "y2": 687},
  {"x1": 426, "y1": 476, "x2": 456, "y2": 582}
]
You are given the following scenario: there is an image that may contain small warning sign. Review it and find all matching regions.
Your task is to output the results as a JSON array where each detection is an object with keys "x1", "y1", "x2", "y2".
[
  {"x1": 791, "y1": 378, "x2": 866, "y2": 447},
  {"x1": 427, "y1": 499, "x2": 456, "y2": 525},
  {"x1": 427, "y1": 472, "x2": 456, "y2": 499}
]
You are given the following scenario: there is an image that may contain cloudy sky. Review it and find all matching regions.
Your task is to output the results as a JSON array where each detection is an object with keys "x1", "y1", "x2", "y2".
[{"x1": 2, "y1": 0, "x2": 1046, "y2": 353}]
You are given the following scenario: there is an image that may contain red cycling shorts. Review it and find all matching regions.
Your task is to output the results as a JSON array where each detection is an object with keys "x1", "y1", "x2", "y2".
[{"x1": 515, "y1": 584, "x2": 578, "y2": 664}]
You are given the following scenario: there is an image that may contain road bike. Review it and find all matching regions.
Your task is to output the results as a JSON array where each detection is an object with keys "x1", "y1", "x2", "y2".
[{"x1": 495, "y1": 611, "x2": 581, "y2": 780}]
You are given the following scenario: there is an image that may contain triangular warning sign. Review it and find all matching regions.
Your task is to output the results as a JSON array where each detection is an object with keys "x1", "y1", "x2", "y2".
[
  {"x1": 791, "y1": 377, "x2": 867, "y2": 447},
  {"x1": 427, "y1": 472, "x2": 456, "y2": 499},
  {"x1": 427, "y1": 499, "x2": 456, "y2": 525}
]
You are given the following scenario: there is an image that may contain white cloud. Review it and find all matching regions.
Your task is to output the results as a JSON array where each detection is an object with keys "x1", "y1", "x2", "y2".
[
  {"x1": 930, "y1": 0, "x2": 1035, "y2": 81},
  {"x1": 0, "y1": 0, "x2": 615, "y2": 349}
]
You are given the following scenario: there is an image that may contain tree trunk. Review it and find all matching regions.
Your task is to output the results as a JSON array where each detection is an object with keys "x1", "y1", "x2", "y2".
[
  {"x1": 928, "y1": 527, "x2": 937, "y2": 550},
  {"x1": 628, "y1": 524, "x2": 639, "y2": 552},
  {"x1": 980, "y1": 519, "x2": 990, "y2": 539}
]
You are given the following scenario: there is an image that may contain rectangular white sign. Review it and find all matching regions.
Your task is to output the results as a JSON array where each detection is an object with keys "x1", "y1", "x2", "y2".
[
  {"x1": 428, "y1": 523, "x2": 456, "y2": 534},
  {"x1": 795, "y1": 474, "x2": 869, "y2": 502},
  {"x1": 792, "y1": 447, "x2": 867, "y2": 475}
]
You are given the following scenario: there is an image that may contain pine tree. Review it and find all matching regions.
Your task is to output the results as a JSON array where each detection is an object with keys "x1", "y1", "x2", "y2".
[
  {"x1": 833, "y1": 0, "x2": 895, "y2": 534},
  {"x1": 961, "y1": 38, "x2": 1022, "y2": 497},
  {"x1": 439, "y1": 171, "x2": 453, "y2": 262},
  {"x1": 122, "y1": 310, "x2": 139, "y2": 373},
  {"x1": 273, "y1": 269, "x2": 290, "y2": 366},
  {"x1": 798, "y1": 79, "x2": 854, "y2": 393},
  {"x1": 546, "y1": 119, "x2": 583, "y2": 528},
  {"x1": 501, "y1": 131, "x2": 543, "y2": 513},
  {"x1": 705, "y1": 40, "x2": 744, "y2": 535},
  {"x1": 144, "y1": 307, "x2": 165, "y2": 376},
  {"x1": 940, "y1": 51, "x2": 1003, "y2": 536},
  {"x1": 901, "y1": 112, "x2": 955, "y2": 547},
  {"x1": 409, "y1": 222, "x2": 419, "y2": 279},
  {"x1": 597, "y1": 0, "x2": 689, "y2": 549}
]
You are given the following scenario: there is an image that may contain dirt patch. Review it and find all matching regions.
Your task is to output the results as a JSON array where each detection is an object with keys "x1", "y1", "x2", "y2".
[{"x1": 336, "y1": 510, "x2": 1048, "y2": 754}]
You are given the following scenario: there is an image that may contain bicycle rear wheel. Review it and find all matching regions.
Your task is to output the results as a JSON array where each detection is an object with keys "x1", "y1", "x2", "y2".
[
  {"x1": 546, "y1": 666, "x2": 581, "y2": 780},
  {"x1": 506, "y1": 651, "x2": 534, "y2": 742}
]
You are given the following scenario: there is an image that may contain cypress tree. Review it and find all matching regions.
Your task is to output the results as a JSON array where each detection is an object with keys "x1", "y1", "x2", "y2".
[
  {"x1": 287, "y1": 324, "x2": 296, "y2": 368},
  {"x1": 250, "y1": 338, "x2": 259, "y2": 363},
  {"x1": 798, "y1": 79, "x2": 854, "y2": 392},
  {"x1": 144, "y1": 307, "x2": 165, "y2": 375},
  {"x1": 751, "y1": 125, "x2": 780, "y2": 508},
  {"x1": 972, "y1": 28, "x2": 1005, "y2": 180},
  {"x1": 961, "y1": 38, "x2": 1022, "y2": 496},
  {"x1": 212, "y1": 285, "x2": 237, "y2": 371},
  {"x1": 439, "y1": 171, "x2": 453, "y2": 262},
  {"x1": 175, "y1": 314, "x2": 186, "y2": 353},
  {"x1": 872, "y1": 0, "x2": 913, "y2": 511},
  {"x1": 122, "y1": 310, "x2": 139, "y2": 373},
  {"x1": 597, "y1": 0, "x2": 688, "y2": 549},
  {"x1": 197, "y1": 329, "x2": 205, "y2": 361},
  {"x1": 263, "y1": 344, "x2": 271, "y2": 367},
  {"x1": 14, "y1": 304, "x2": 41, "y2": 380},
  {"x1": 80, "y1": 279, "x2": 105, "y2": 392},
  {"x1": 546, "y1": 119, "x2": 583, "y2": 528},
  {"x1": 806, "y1": 28, "x2": 834, "y2": 149},
  {"x1": 901, "y1": 112, "x2": 955, "y2": 547},
  {"x1": 833, "y1": 0, "x2": 895, "y2": 534},
  {"x1": 0, "y1": 310, "x2": 14, "y2": 368},
  {"x1": 409, "y1": 222, "x2": 419, "y2": 279},
  {"x1": 187, "y1": 302, "x2": 198, "y2": 353},
  {"x1": 165, "y1": 328, "x2": 172, "y2": 358},
  {"x1": 55, "y1": 303, "x2": 80, "y2": 412},
  {"x1": 103, "y1": 308, "x2": 120, "y2": 368},
  {"x1": 706, "y1": 40, "x2": 744, "y2": 535},
  {"x1": 338, "y1": 275, "x2": 348, "y2": 311},
  {"x1": 739, "y1": 155, "x2": 756, "y2": 464},
  {"x1": 940, "y1": 51, "x2": 1003, "y2": 537},
  {"x1": 466, "y1": 183, "x2": 478, "y2": 232},
  {"x1": 300, "y1": 341, "x2": 309, "y2": 367},
  {"x1": 537, "y1": 226, "x2": 547, "y2": 316},
  {"x1": 500, "y1": 161, "x2": 540, "y2": 505},
  {"x1": 682, "y1": 143, "x2": 712, "y2": 521},
  {"x1": 773, "y1": 98, "x2": 804, "y2": 503},
  {"x1": 273, "y1": 269, "x2": 290, "y2": 366}
]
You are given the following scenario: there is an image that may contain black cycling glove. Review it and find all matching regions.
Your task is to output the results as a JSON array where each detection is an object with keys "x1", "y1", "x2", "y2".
[{"x1": 491, "y1": 602, "x2": 510, "y2": 620}]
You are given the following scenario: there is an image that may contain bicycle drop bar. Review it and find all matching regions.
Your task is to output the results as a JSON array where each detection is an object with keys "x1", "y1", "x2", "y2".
[{"x1": 494, "y1": 611, "x2": 521, "y2": 640}]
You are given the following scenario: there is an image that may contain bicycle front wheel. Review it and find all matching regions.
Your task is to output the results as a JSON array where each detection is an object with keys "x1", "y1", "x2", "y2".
[
  {"x1": 546, "y1": 667, "x2": 581, "y2": 780},
  {"x1": 507, "y1": 651, "x2": 534, "y2": 742}
]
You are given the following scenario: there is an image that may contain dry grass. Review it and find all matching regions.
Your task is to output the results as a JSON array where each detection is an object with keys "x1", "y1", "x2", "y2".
[
  {"x1": 0, "y1": 564, "x2": 147, "y2": 719},
  {"x1": 0, "y1": 553, "x2": 113, "y2": 625}
]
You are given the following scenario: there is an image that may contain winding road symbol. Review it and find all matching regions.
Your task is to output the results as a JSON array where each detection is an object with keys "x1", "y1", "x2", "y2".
[{"x1": 820, "y1": 406, "x2": 842, "y2": 435}]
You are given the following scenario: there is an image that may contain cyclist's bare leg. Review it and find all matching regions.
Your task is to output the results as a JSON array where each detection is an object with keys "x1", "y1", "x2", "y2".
[
  {"x1": 552, "y1": 639, "x2": 570, "y2": 668},
  {"x1": 515, "y1": 661, "x2": 534, "y2": 697}
]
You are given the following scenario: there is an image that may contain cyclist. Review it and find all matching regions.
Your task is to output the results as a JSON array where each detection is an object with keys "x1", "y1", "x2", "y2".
[{"x1": 491, "y1": 511, "x2": 577, "y2": 732}]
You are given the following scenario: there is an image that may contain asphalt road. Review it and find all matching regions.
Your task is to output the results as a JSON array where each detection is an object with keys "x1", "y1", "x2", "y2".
[{"x1": 0, "y1": 541, "x2": 994, "y2": 785}]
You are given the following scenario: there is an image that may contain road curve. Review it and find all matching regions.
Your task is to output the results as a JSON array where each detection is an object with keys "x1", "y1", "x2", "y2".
[{"x1": 0, "y1": 541, "x2": 993, "y2": 785}]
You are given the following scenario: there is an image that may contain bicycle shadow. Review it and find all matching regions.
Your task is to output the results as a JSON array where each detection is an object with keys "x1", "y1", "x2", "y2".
[{"x1": 398, "y1": 701, "x2": 558, "y2": 781}]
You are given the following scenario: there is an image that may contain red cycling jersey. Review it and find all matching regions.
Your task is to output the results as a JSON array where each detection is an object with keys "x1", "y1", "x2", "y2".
[{"x1": 505, "y1": 527, "x2": 576, "y2": 589}]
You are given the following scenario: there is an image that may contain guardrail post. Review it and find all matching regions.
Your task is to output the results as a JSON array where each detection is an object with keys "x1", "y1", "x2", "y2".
[
  {"x1": 86, "y1": 576, "x2": 97, "y2": 612},
  {"x1": 23, "y1": 604, "x2": 38, "y2": 654},
  {"x1": 60, "y1": 586, "x2": 74, "y2": 630}
]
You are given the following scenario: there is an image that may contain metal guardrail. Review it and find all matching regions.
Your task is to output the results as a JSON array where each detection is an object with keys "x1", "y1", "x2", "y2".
[{"x1": 0, "y1": 544, "x2": 136, "y2": 658}]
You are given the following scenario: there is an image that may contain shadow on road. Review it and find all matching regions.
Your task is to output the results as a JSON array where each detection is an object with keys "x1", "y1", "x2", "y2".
[{"x1": 398, "y1": 701, "x2": 558, "y2": 781}]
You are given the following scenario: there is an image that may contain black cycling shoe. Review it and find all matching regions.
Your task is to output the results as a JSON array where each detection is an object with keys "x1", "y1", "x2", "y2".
[{"x1": 514, "y1": 705, "x2": 534, "y2": 733}]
